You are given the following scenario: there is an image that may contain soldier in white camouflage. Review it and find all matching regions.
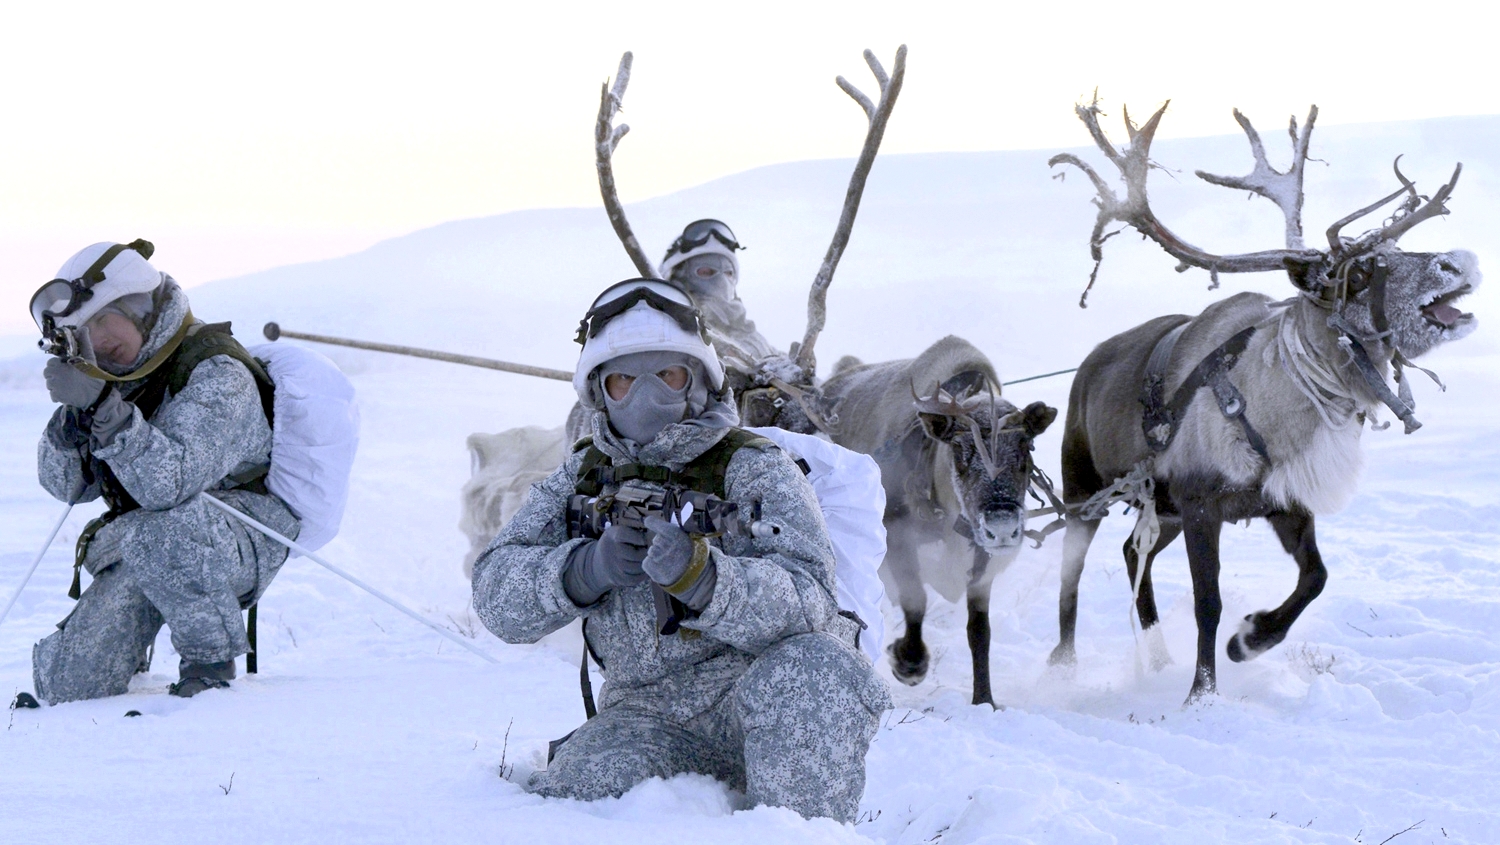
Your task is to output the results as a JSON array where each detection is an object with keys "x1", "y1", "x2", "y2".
[
  {"x1": 22, "y1": 241, "x2": 297, "y2": 706},
  {"x1": 472, "y1": 278, "x2": 889, "y2": 822}
]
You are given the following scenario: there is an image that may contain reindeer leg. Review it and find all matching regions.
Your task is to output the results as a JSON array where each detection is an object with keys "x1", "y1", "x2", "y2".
[
  {"x1": 1181, "y1": 506, "x2": 1225, "y2": 704},
  {"x1": 967, "y1": 591, "x2": 994, "y2": 708},
  {"x1": 1227, "y1": 509, "x2": 1327, "y2": 663},
  {"x1": 1048, "y1": 516, "x2": 1100, "y2": 666},
  {"x1": 1123, "y1": 517, "x2": 1182, "y2": 671},
  {"x1": 966, "y1": 546, "x2": 1005, "y2": 709},
  {"x1": 885, "y1": 519, "x2": 929, "y2": 685}
]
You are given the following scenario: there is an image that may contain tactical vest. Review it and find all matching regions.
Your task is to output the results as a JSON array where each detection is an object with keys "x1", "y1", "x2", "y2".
[
  {"x1": 71, "y1": 322, "x2": 276, "y2": 599},
  {"x1": 571, "y1": 427, "x2": 772, "y2": 501}
]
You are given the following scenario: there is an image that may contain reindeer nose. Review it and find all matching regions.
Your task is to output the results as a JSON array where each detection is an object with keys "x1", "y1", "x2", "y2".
[{"x1": 979, "y1": 505, "x2": 1025, "y2": 549}]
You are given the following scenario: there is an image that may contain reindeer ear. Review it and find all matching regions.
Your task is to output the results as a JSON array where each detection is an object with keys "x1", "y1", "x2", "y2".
[
  {"x1": 1021, "y1": 401, "x2": 1058, "y2": 438},
  {"x1": 1284, "y1": 257, "x2": 1323, "y2": 293},
  {"x1": 919, "y1": 412, "x2": 957, "y2": 442},
  {"x1": 940, "y1": 370, "x2": 988, "y2": 401}
]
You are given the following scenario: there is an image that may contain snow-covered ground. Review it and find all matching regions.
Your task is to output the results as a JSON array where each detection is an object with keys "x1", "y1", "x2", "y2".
[{"x1": 2, "y1": 113, "x2": 1497, "y2": 843}]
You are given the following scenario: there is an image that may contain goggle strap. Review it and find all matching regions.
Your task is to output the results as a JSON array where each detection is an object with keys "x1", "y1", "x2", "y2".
[
  {"x1": 38, "y1": 239, "x2": 157, "y2": 321},
  {"x1": 577, "y1": 288, "x2": 703, "y2": 345},
  {"x1": 665, "y1": 227, "x2": 741, "y2": 260}
]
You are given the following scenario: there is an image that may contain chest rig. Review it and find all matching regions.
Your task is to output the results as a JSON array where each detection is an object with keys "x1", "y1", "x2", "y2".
[{"x1": 568, "y1": 428, "x2": 771, "y2": 637}]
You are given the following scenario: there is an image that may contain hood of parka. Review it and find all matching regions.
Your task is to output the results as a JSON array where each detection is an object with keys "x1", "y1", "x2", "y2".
[{"x1": 106, "y1": 280, "x2": 192, "y2": 379}]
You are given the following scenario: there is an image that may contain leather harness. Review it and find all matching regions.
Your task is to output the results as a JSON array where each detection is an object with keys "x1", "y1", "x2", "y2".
[{"x1": 1140, "y1": 323, "x2": 1271, "y2": 465}]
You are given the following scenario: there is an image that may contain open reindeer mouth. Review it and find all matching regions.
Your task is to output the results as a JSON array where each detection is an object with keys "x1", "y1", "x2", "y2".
[{"x1": 1421, "y1": 285, "x2": 1474, "y2": 329}]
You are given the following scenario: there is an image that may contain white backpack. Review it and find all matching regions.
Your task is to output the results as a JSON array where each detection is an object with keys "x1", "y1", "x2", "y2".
[
  {"x1": 747, "y1": 427, "x2": 888, "y2": 663},
  {"x1": 249, "y1": 343, "x2": 360, "y2": 554}
]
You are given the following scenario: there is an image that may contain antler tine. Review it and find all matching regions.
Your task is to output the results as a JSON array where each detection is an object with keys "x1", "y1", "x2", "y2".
[
  {"x1": 595, "y1": 51, "x2": 657, "y2": 279},
  {"x1": 796, "y1": 45, "x2": 908, "y2": 376},
  {"x1": 608, "y1": 52, "x2": 632, "y2": 114},
  {"x1": 1326, "y1": 159, "x2": 1462, "y2": 254},
  {"x1": 1325, "y1": 183, "x2": 1408, "y2": 253},
  {"x1": 1195, "y1": 106, "x2": 1317, "y2": 249},
  {"x1": 864, "y1": 49, "x2": 890, "y2": 89},
  {"x1": 1373, "y1": 161, "x2": 1462, "y2": 245},
  {"x1": 836, "y1": 76, "x2": 876, "y2": 121},
  {"x1": 1051, "y1": 97, "x2": 1324, "y2": 307}
]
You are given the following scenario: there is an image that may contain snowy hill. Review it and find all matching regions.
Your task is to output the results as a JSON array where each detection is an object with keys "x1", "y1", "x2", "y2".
[{"x1": 2, "y1": 113, "x2": 1498, "y2": 843}]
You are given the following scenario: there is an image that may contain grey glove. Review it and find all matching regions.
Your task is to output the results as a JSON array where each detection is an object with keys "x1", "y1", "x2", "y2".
[
  {"x1": 43, "y1": 328, "x2": 106, "y2": 408},
  {"x1": 88, "y1": 390, "x2": 134, "y2": 449},
  {"x1": 44, "y1": 357, "x2": 106, "y2": 409},
  {"x1": 643, "y1": 515, "x2": 717, "y2": 611},
  {"x1": 562, "y1": 521, "x2": 650, "y2": 606}
]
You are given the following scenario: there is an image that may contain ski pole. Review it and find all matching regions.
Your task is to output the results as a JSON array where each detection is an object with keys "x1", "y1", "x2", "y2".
[
  {"x1": 262, "y1": 323, "x2": 573, "y2": 382},
  {"x1": 199, "y1": 494, "x2": 499, "y2": 664},
  {"x1": 0, "y1": 503, "x2": 73, "y2": 630}
]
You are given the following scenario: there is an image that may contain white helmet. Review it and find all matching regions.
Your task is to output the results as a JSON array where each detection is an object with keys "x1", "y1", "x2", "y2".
[
  {"x1": 658, "y1": 219, "x2": 742, "y2": 281},
  {"x1": 573, "y1": 279, "x2": 725, "y2": 402},
  {"x1": 29, "y1": 240, "x2": 162, "y2": 333}
]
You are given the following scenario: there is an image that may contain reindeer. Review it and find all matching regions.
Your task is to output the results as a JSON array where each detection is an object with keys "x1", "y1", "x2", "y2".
[
  {"x1": 1047, "y1": 100, "x2": 1481, "y2": 703},
  {"x1": 592, "y1": 48, "x2": 1059, "y2": 707},
  {"x1": 820, "y1": 338, "x2": 1056, "y2": 706}
]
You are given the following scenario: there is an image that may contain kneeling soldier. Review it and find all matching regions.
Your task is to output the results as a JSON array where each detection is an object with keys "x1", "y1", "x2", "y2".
[
  {"x1": 22, "y1": 241, "x2": 297, "y2": 704},
  {"x1": 472, "y1": 279, "x2": 890, "y2": 822}
]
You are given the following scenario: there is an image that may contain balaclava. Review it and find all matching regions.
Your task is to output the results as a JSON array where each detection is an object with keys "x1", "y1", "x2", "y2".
[{"x1": 599, "y1": 350, "x2": 709, "y2": 445}]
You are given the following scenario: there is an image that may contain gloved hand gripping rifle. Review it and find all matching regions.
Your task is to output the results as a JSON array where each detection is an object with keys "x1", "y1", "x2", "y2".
[{"x1": 567, "y1": 488, "x2": 780, "y2": 634}]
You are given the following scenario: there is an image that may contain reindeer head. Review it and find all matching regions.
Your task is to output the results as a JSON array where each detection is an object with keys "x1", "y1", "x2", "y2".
[
  {"x1": 1051, "y1": 99, "x2": 1481, "y2": 364},
  {"x1": 914, "y1": 371, "x2": 1057, "y2": 552}
]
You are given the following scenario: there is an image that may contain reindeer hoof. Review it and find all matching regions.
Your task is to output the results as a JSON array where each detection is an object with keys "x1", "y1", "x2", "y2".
[
  {"x1": 1047, "y1": 641, "x2": 1077, "y2": 667},
  {"x1": 888, "y1": 642, "x2": 929, "y2": 686},
  {"x1": 1181, "y1": 665, "x2": 1218, "y2": 707},
  {"x1": 1227, "y1": 612, "x2": 1276, "y2": 663}
]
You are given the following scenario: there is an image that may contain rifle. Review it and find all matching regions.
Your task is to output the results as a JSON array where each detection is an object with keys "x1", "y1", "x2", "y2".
[{"x1": 566, "y1": 487, "x2": 780, "y2": 634}]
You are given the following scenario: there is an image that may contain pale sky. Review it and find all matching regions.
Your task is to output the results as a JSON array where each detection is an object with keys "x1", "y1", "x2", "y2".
[{"x1": 3, "y1": 0, "x2": 1493, "y2": 336}]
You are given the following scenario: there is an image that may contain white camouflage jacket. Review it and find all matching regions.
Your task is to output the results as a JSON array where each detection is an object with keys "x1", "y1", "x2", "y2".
[{"x1": 472, "y1": 415, "x2": 842, "y2": 722}]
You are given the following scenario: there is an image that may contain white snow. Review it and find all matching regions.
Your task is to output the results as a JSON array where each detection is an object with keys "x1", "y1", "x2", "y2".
[{"x1": 2, "y1": 114, "x2": 1497, "y2": 843}]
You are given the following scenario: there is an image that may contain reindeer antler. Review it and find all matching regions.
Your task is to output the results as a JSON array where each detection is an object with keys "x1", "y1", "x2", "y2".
[
  {"x1": 1050, "y1": 98, "x2": 1325, "y2": 307},
  {"x1": 1326, "y1": 156, "x2": 1462, "y2": 256},
  {"x1": 1196, "y1": 107, "x2": 1317, "y2": 250},
  {"x1": 795, "y1": 45, "x2": 908, "y2": 375},
  {"x1": 595, "y1": 52, "x2": 658, "y2": 279}
]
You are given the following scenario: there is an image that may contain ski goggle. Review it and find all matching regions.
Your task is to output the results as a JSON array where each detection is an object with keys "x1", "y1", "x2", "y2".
[
  {"x1": 575, "y1": 279, "x2": 707, "y2": 346},
  {"x1": 29, "y1": 239, "x2": 155, "y2": 333},
  {"x1": 663, "y1": 219, "x2": 741, "y2": 260}
]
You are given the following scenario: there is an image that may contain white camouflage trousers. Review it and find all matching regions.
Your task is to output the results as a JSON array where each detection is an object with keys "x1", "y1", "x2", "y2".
[
  {"x1": 531, "y1": 631, "x2": 889, "y2": 823},
  {"x1": 32, "y1": 490, "x2": 296, "y2": 704}
]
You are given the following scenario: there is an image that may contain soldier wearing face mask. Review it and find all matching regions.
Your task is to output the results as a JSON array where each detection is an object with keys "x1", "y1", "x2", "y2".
[
  {"x1": 658, "y1": 220, "x2": 814, "y2": 430},
  {"x1": 472, "y1": 279, "x2": 889, "y2": 822}
]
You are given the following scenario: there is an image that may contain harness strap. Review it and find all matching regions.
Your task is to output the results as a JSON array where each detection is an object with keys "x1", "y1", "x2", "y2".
[
  {"x1": 1140, "y1": 324, "x2": 1271, "y2": 464},
  {"x1": 1327, "y1": 311, "x2": 1424, "y2": 434},
  {"x1": 579, "y1": 639, "x2": 596, "y2": 719},
  {"x1": 246, "y1": 604, "x2": 258, "y2": 674}
]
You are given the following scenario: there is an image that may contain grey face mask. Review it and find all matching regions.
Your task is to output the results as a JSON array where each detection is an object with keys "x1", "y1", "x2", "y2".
[
  {"x1": 674, "y1": 253, "x2": 737, "y2": 303},
  {"x1": 601, "y1": 351, "x2": 701, "y2": 445}
]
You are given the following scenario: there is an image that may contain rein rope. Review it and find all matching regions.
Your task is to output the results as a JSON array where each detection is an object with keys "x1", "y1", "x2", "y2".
[{"x1": 1273, "y1": 304, "x2": 1365, "y2": 431}]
